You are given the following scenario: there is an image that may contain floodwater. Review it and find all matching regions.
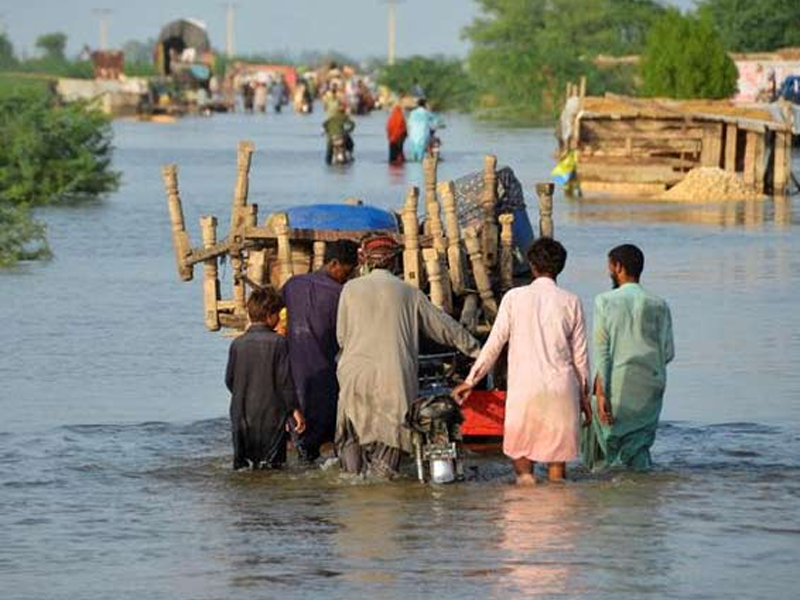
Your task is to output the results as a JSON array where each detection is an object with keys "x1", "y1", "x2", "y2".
[{"x1": 1, "y1": 109, "x2": 799, "y2": 599}]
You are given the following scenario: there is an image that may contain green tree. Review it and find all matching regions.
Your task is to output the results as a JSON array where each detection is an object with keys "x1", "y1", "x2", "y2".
[
  {"x1": 379, "y1": 56, "x2": 475, "y2": 111},
  {"x1": 699, "y1": 0, "x2": 800, "y2": 52},
  {"x1": 641, "y1": 10, "x2": 738, "y2": 99},
  {"x1": 35, "y1": 32, "x2": 67, "y2": 61},
  {"x1": 464, "y1": 0, "x2": 664, "y2": 121},
  {"x1": 0, "y1": 33, "x2": 16, "y2": 69},
  {"x1": 0, "y1": 87, "x2": 119, "y2": 207}
]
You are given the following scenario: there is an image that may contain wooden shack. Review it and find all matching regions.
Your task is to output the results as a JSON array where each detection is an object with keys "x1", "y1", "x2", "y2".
[{"x1": 560, "y1": 90, "x2": 796, "y2": 198}]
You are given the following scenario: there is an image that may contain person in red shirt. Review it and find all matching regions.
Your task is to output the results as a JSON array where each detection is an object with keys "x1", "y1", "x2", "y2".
[{"x1": 386, "y1": 103, "x2": 407, "y2": 165}]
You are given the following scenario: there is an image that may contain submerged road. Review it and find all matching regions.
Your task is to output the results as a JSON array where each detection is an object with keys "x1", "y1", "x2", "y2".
[{"x1": 0, "y1": 109, "x2": 798, "y2": 599}]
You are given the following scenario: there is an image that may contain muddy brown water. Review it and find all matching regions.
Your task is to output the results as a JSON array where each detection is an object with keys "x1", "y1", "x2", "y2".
[{"x1": 1, "y1": 110, "x2": 798, "y2": 599}]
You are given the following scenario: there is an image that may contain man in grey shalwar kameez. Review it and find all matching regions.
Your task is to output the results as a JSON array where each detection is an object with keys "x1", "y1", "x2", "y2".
[{"x1": 335, "y1": 236, "x2": 481, "y2": 477}]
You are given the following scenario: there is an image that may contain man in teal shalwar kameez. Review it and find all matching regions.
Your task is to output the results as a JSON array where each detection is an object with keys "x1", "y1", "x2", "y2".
[{"x1": 583, "y1": 244, "x2": 674, "y2": 471}]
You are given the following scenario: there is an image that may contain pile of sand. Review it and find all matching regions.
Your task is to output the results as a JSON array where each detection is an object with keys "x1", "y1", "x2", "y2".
[{"x1": 660, "y1": 167, "x2": 764, "y2": 202}]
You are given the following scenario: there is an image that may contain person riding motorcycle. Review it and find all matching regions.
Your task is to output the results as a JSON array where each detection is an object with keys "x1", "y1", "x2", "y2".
[{"x1": 323, "y1": 105, "x2": 355, "y2": 164}]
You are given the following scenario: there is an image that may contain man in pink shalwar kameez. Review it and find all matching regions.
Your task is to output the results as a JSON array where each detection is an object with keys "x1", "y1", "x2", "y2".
[{"x1": 453, "y1": 238, "x2": 591, "y2": 484}]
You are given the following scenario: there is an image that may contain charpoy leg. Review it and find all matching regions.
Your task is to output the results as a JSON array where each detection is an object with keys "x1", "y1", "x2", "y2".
[{"x1": 512, "y1": 457, "x2": 536, "y2": 485}]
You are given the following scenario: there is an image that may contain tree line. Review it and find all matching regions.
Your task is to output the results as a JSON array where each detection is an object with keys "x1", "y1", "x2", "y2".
[{"x1": 384, "y1": 0, "x2": 800, "y2": 122}]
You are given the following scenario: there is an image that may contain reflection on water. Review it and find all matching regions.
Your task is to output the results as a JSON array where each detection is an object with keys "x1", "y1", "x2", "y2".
[
  {"x1": 1, "y1": 112, "x2": 799, "y2": 599},
  {"x1": 568, "y1": 196, "x2": 794, "y2": 229},
  {"x1": 495, "y1": 485, "x2": 580, "y2": 596}
]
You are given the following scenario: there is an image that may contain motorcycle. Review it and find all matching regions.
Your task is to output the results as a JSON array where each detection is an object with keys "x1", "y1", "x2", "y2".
[
  {"x1": 428, "y1": 129, "x2": 442, "y2": 159},
  {"x1": 330, "y1": 134, "x2": 353, "y2": 165},
  {"x1": 406, "y1": 353, "x2": 466, "y2": 484}
]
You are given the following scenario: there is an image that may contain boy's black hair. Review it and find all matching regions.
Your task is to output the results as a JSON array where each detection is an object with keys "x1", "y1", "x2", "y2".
[
  {"x1": 324, "y1": 240, "x2": 359, "y2": 267},
  {"x1": 608, "y1": 244, "x2": 645, "y2": 278},
  {"x1": 526, "y1": 238, "x2": 567, "y2": 277},
  {"x1": 247, "y1": 286, "x2": 284, "y2": 323}
]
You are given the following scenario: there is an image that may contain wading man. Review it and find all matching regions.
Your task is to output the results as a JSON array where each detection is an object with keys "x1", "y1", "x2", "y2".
[
  {"x1": 282, "y1": 241, "x2": 359, "y2": 462},
  {"x1": 582, "y1": 244, "x2": 675, "y2": 471},
  {"x1": 335, "y1": 236, "x2": 481, "y2": 478},
  {"x1": 453, "y1": 238, "x2": 590, "y2": 484}
]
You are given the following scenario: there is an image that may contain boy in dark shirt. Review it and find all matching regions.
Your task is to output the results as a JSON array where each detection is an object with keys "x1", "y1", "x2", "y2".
[{"x1": 225, "y1": 287, "x2": 305, "y2": 470}]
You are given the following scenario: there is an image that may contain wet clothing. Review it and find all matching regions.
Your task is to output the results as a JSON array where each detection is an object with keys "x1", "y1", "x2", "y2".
[
  {"x1": 254, "y1": 85, "x2": 267, "y2": 112},
  {"x1": 582, "y1": 283, "x2": 675, "y2": 470},
  {"x1": 336, "y1": 269, "x2": 481, "y2": 461},
  {"x1": 337, "y1": 419, "x2": 403, "y2": 477},
  {"x1": 323, "y1": 111, "x2": 355, "y2": 164},
  {"x1": 386, "y1": 106, "x2": 407, "y2": 165},
  {"x1": 282, "y1": 270, "x2": 344, "y2": 458},
  {"x1": 271, "y1": 81, "x2": 288, "y2": 112},
  {"x1": 406, "y1": 106, "x2": 438, "y2": 162},
  {"x1": 225, "y1": 324, "x2": 299, "y2": 470},
  {"x1": 465, "y1": 278, "x2": 589, "y2": 462}
]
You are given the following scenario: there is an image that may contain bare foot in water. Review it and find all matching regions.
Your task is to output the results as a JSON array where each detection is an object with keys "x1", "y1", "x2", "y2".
[
  {"x1": 548, "y1": 462, "x2": 566, "y2": 482},
  {"x1": 516, "y1": 473, "x2": 538, "y2": 486}
]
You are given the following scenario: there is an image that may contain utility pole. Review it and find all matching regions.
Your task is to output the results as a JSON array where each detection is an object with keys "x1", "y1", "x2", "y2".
[
  {"x1": 221, "y1": 2, "x2": 237, "y2": 58},
  {"x1": 384, "y1": 0, "x2": 403, "y2": 66},
  {"x1": 92, "y1": 8, "x2": 113, "y2": 50}
]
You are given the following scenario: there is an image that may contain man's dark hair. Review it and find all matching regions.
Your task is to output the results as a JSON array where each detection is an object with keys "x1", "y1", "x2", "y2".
[
  {"x1": 417, "y1": 98, "x2": 427, "y2": 108},
  {"x1": 247, "y1": 286, "x2": 284, "y2": 323},
  {"x1": 324, "y1": 240, "x2": 359, "y2": 266},
  {"x1": 608, "y1": 244, "x2": 645, "y2": 278},
  {"x1": 526, "y1": 238, "x2": 567, "y2": 277}
]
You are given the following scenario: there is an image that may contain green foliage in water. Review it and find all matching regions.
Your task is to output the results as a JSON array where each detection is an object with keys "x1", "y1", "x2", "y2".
[
  {"x1": 698, "y1": 0, "x2": 800, "y2": 52},
  {"x1": 463, "y1": 0, "x2": 665, "y2": 122},
  {"x1": 0, "y1": 88, "x2": 120, "y2": 206},
  {"x1": 0, "y1": 204, "x2": 50, "y2": 267},
  {"x1": 378, "y1": 56, "x2": 476, "y2": 112},
  {"x1": 0, "y1": 80, "x2": 119, "y2": 266},
  {"x1": 641, "y1": 10, "x2": 738, "y2": 99}
]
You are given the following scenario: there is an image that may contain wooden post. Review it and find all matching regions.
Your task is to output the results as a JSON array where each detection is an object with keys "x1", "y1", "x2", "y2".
[
  {"x1": 243, "y1": 204, "x2": 266, "y2": 288},
  {"x1": 422, "y1": 156, "x2": 440, "y2": 237},
  {"x1": 701, "y1": 124, "x2": 723, "y2": 168},
  {"x1": 498, "y1": 213, "x2": 515, "y2": 293},
  {"x1": 724, "y1": 124, "x2": 738, "y2": 172},
  {"x1": 427, "y1": 186, "x2": 448, "y2": 258},
  {"x1": 161, "y1": 164, "x2": 193, "y2": 281},
  {"x1": 401, "y1": 186, "x2": 422, "y2": 288},
  {"x1": 754, "y1": 132, "x2": 766, "y2": 194},
  {"x1": 423, "y1": 248, "x2": 450, "y2": 312},
  {"x1": 578, "y1": 75, "x2": 586, "y2": 98},
  {"x1": 536, "y1": 182, "x2": 555, "y2": 239},
  {"x1": 228, "y1": 141, "x2": 254, "y2": 316},
  {"x1": 438, "y1": 180, "x2": 465, "y2": 294},
  {"x1": 743, "y1": 131, "x2": 758, "y2": 188},
  {"x1": 273, "y1": 212, "x2": 294, "y2": 287},
  {"x1": 200, "y1": 215, "x2": 220, "y2": 331},
  {"x1": 231, "y1": 140, "x2": 254, "y2": 234},
  {"x1": 481, "y1": 154, "x2": 499, "y2": 267},
  {"x1": 774, "y1": 131, "x2": 791, "y2": 196},
  {"x1": 312, "y1": 241, "x2": 327, "y2": 271},
  {"x1": 463, "y1": 227, "x2": 497, "y2": 320},
  {"x1": 459, "y1": 294, "x2": 480, "y2": 333}
]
